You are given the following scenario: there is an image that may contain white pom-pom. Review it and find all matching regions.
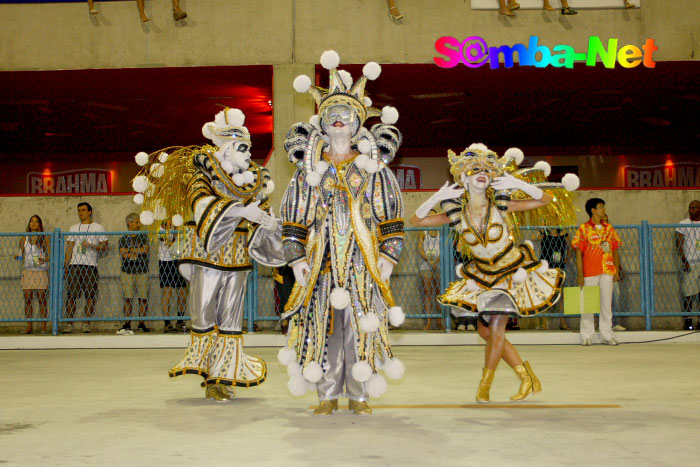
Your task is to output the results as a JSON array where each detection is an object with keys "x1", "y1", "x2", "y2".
[
  {"x1": 158, "y1": 152, "x2": 169, "y2": 163},
  {"x1": 384, "y1": 357, "x2": 405, "y2": 380},
  {"x1": 467, "y1": 143, "x2": 489, "y2": 152},
  {"x1": 302, "y1": 361, "x2": 323, "y2": 383},
  {"x1": 232, "y1": 173, "x2": 246, "y2": 186},
  {"x1": 562, "y1": 173, "x2": 580, "y2": 192},
  {"x1": 263, "y1": 180, "x2": 275, "y2": 195},
  {"x1": 359, "y1": 312, "x2": 380, "y2": 333},
  {"x1": 287, "y1": 363, "x2": 302, "y2": 378},
  {"x1": 150, "y1": 163, "x2": 164, "y2": 178},
  {"x1": 363, "y1": 62, "x2": 382, "y2": 80},
  {"x1": 277, "y1": 347, "x2": 297, "y2": 366},
  {"x1": 455, "y1": 263, "x2": 465, "y2": 279},
  {"x1": 365, "y1": 159, "x2": 380, "y2": 174},
  {"x1": 388, "y1": 306, "x2": 405, "y2": 327},
  {"x1": 351, "y1": 361, "x2": 372, "y2": 383},
  {"x1": 537, "y1": 259, "x2": 549, "y2": 273},
  {"x1": 306, "y1": 171, "x2": 321, "y2": 187},
  {"x1": 330, "y1": 287, "x2": 351, "y2": 310},
  {"x1": 524, "y1": 240, "x2": 534, "y2": 250},
  {"x1": 355, "y1": 153, "x2": 369, "y2": 170},
  {"x1": 242, "y1": 171, "x2": 255, "y2": 185},
  {"x1": 309, "y1": 115, "x2": 320, "y2": 129},
  {"x1": 381, "y1": 106, "x2": 399, "y2": 124},
  {"x1": 504, "y1": 147, "x2": 525, "y2": 165},
  {"x1": 221, "y1": 159, "x2": 234, "y2": 174},
  {"x1": 513, "y1": 267, "x2": 528, "y2": 284},
  {"x1": 315, "y1": 160, "x2": 329, "y2": 175},
  {"x1": 320, "y1": 50, "x2": 340, "y2": 70},
  {"x1": 214, "y1": 110, "x2": 226, "y2": 126},
  {"x1": 133, "y1": 193, "x2": 144, "y2": 205},
  {"x1": 135, "y1": 152, "x2": 149, "y2": 166},
  {"x1": 337, "y1": 69, "x2": 353, "y2": 89},
  {"x1": 288, "y1": 374, "x2": 309, "y2": 397},
  {"x1": 293, "y1": 75, "x2": 312, "y2": 93},
  {"x1": 171, "y1": 214, "x2": 184, "y2": 227},
  {"x1": 132, "y1": 176, "x2": 148, "y2": 193},
  {"x1": 533, "y1": 160, "x2": 551, "y2": 177},
  {"x1": 466, "y1": 279, "x2": 479, "y2": 291},
  {"x1": 154, "y1": 205, "x2": 167, "y2": 221},
  {"x1": 202, "y1": 123, "x2": 213, "y2": 140},
  {"x1": 366, "y1": 373, "x2": 387, "y2": 398},
  {"x1": 357, "y1": 139, "x2": 371, "y2": 155},
  {"x1": 140, "y1": 210, "x2": 154, "y2": 226},
  {"x1": 226, "y1": 108, "x2": 245, "y2": 127},
  {"x1": 363, "y1": 96, "x2": 373, "y2": 107}
]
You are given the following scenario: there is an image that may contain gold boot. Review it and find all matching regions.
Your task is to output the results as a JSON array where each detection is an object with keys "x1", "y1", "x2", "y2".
[
  {"x1": 205, "y1": 383, "x2": 230, "y2": 402},
  {"x1": 510, "y1": 361, "x2": 542, "y2": 401},
  {"x1": 313, "y1": 399, "x2": 338, "y2": 416},
  {"x1": 475, "y1": 368, "x2": 495, "y2": 403},
  {"x1": 349, "y1": 399, "x2": 372, "y2": 415}
]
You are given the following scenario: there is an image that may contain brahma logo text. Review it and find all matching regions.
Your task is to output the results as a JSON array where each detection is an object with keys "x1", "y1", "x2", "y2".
[{"x1": 434, "y1": 35, "x2": 658, "y2": 69}]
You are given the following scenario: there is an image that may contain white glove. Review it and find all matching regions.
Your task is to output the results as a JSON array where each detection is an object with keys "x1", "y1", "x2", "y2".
[
  {"x1": 239, "y1": 200, "x2": 265, "y2": 224},
  {"x1": 378, "y1": 256, "x2": 395, "y2": 282},
  {"x1": 258, "y1": 209, "x2": 278, "y2": 231},
  {"x1": 415, "y1": 181, "x2": 464, "y2": 218},
  {"x1": 492, "y1": 173, "x2": 543, "y2": 200},
  {"x1": 292, "y1": 261, "x2": 311, "y2": 286}
]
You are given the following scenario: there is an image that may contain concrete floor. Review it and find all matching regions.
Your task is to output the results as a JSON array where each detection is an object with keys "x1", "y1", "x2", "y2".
[{"x1": 2, "y1": 344, "x2": 699, "y2": 466}]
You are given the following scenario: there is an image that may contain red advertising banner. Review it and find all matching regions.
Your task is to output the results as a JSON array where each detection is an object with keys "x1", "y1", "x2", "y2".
[
  {"x1": 391, "y1": 164, "x2": 422, "y2": 190},
  {"x1": 624, "y1": 163, "x2": 700, "y2": 188},
  {"x1": 27, "y1": 168, "x2": 113, "y2": 194}
]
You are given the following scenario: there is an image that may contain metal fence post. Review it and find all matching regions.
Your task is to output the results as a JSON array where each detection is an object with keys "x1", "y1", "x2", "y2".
[
  {"x1": 640, "y1": 221, "x2": 653, "y2": 331},
  {"x1": 439, "y1": 224, "x2": 452, "y2": 333},
  {"x1": 49, "y1": 228, "x2": 63, "y2": 335}
]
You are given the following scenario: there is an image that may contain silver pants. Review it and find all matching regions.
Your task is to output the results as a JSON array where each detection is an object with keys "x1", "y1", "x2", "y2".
[
  {"x1": 316, "y1": 308, "x2": 367, "y2": 402},
  {"x1": 188, "y1": 266, "x2": 249, "y2": 333}
]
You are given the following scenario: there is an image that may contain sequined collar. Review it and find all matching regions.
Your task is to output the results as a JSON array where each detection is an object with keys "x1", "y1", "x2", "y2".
[{"x1": 462, "y1": 198, "x2": 493, "y2": 246}]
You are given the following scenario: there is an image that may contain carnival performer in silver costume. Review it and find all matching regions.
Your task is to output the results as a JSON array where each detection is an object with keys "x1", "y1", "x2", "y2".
[
  {"x1": 131, "y1": 108, "x2": 284, "y2": 401},
  {"x1": 277, "y1": 51, "x2": 407, "y2": 416},
  {"x1": 411, "y1": 144, "x2": 579, "y2": 403}
]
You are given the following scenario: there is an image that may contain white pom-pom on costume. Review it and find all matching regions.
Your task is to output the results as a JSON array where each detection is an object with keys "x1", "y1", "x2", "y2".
[
  {"x1": 221, "y1": 159, "x2": 234, "y2": 174},
  {"x1": 150, "y1": 163, "x2": 164, "y2": 178},
  {"x1": 232, "y1": 173, "x2": 246, "y2": 186},
  {"x1": 302, "y1": 361, "x2": 323, "y2": 383},
  {"x1": 364, "y1": 96, "x2": 372, "y2": 107},
  {"x1": 365, "y1": 159, "x2": 380, "y2": 174},
  {"x1": 330, "y1": 287, "x2": 351, "y2": 310},
  {"x1": 320, "y1": 50, "x2": 340, "y2": 70},
  {"x1": 366, "y1": 373, "x2": 387, "y2": 398},
  {"x1": 242, "y1": 171, "x2": 255, "y2": 185},
  {"x1": 351, "y1": 361, "x2": 373, "y2": 383},
  {"x1": 172, "y1": 214, "x2": 184, "y2": 227},
  {"x1": 225, "y1": 108, "x2": 245, "y2": 127},
  {"x1": 533, "y1": 160, "x2": 551, "y2": 177},
  {"x1": 132, "y1": 176, "x2": 148, "y2": 193},
  {"x1": 388, "y1": 306, "x2": 405, "y2": 327},
  {"x1": 288, "y1": 374, "x2": 309, "y2": 397},
  {"x1": 384, "y1": 357, "x2": 405, "y2": 380},
  {"x1": 309, "y1": 115, "x2": 320, "y2": 129},
  {"x1": 355, "y1": 153, "x2": 369, "y2": 170},
  {"x1": 337, "y1": 69, "x2": 353, "y2": 89},
  {"x1": 202, "y1": 123, "x2": 213, "y2": 140},
  {"x1": 140, "y1": 210, "x2": 154, "y2": 226},
  {"x1": 315, "y1": 160, "x2": 329, "y2": 175},
  {"x1": 537, "y1": 259, "x2": 549, "y2": 274},
  {"x1": 287, "y1": 363, "x2": 302, "y2": 378},
  {"x1": 455, "y1": 263, "x2": 465, "y2": 279},
  {"x1": 363, "y1": 61, "x2": 382, "y2": 80},
  {"x1": 277, "y1": 347, "x2": 297, "y2": 366},
  {"x1": 133, "y1": 193, "x2": 144, "y2": 205},
  {"x1": 381, "y1": 106, "x2": 399, "y2": 124},
  {"x1": 513, "y1": 267, "x2": 528, "y2": 284},
  {"x1": 135, "y1": 152, "x2": 149, "y2": 166},
  {"x1": 466, "y1": 279, "x2": 479, "y2": 291},
  {"x1": 562, "y1": 173, "x2": 580, "y2": 191},
  {"x1": 357, "y1": 139, "x2": 372, "y2": 155},
  {"x1": 524, "y1": 240, "x2": 534, "y2": 250},
  {"x1": 263, "y1": 180, "x2": 275, "y2": 195},
  {"x1": 158, "y1": 152, "x2": 169, "y2": 163},
  {"x1": 467, "y1": 143, "x2": 489, "y2": 152},
  {"x1": 504, "y1": 147, "x2": 525, "y2": 165},
  {"x1": 293, "y1": 75, "x2": 312, "y2": 93},
  {"x1": 359, "y1": 312, "x2": 380, "y2": 333},
  {"x1": 306, "y1": 171, "x2": 321, "y2": 187}
]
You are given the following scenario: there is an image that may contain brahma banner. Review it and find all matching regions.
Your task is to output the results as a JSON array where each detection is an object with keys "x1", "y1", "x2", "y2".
[
  {"x1": 27, "y1": 168, "x2": 113, "y2": 194},
  {"x1": 624, "y1": 163, "x2": 700, "y2": 188}
]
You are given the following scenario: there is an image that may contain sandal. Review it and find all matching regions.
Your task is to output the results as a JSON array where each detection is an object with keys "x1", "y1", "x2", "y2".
[
  {"x1": 173, "y1": 8, "x2": 188, "y2": 21},
  {"x1": 561, "y1": 7, "x2": 578, "y2": 15},
  {"x1": 388, "y1": 6, "x2": 404, "y2": 21},
  {"x1": 508, "y1": 2, "x2": 521, "y2": 11},
  {"x1": 624, "y1": 1, "x2": 634, "y2": 8}
]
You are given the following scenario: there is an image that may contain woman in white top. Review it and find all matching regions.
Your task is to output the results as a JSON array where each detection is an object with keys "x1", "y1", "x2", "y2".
[{"x1": 19, "y1": 215, "x2": 50, "y2": 334}]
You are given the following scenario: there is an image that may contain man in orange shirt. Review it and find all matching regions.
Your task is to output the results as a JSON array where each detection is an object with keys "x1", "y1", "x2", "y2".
[{"x1": 572, "y1": 198, "x2": 621, "y2": 346}]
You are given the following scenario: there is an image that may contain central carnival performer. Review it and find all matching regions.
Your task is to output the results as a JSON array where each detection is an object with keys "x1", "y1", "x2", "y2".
[
  {"x1": 276, "y1": 51, "x2": 407, "y2": 416},
  {"x1": 131, "y1": 108, "x2": 285, "y2": 401},
  {"x1": 411, "y1": 144, "x2": 579, "y2": 402}
]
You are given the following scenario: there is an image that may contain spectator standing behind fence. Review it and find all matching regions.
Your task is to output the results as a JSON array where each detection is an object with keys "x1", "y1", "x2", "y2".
[
  {"x1": 19, "y1": 215, "x2": 50, "y2": 334},
  {"x1": 88, "y1": 0, "x2": 187, "y2": 22},
  {"x1": 160, "y1": 220, "x2": 188, "y2": 333},
  {"x1": 64, "y1": 202, "x2": 108, "y2": 334},
  {"x1": 537, "y1": 226, "x2": 571, "y2": 330},
  {"x1": 420, "y1": 215, "x2": 443, "y2": 331},
  {"x1": 572, "y1": 198, "x2": 621, "y2": 346},
  {"x1": 675, "y1": 200, "x2": 700, "y2": 330},
  {"x1": 118, "y1": 213, "x2": 151, "y2": 334}
]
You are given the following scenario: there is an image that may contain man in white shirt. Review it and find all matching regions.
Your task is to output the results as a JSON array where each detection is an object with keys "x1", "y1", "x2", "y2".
[
  {"x1": 64, "y1": 202, "x2": 108, "y2": 333},
  {"x1": 675, "y1": 200, "x2": 700, "y2": 330}
]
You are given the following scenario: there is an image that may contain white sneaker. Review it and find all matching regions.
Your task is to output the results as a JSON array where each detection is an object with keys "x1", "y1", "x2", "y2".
[
  {"x1": 604, "y1": 338, "x2": 619, "y2": 346},
  {"x1": 457, "y1": 324, "x2": 466, "y2": 331},
  {"x1": 581, "y1": 338, "x2": 592, "y2": 346},
  {"x1": 612, "y1": 325, "x2": 626, "y2": 331},
  {"x1": 116, "y1": 328, "x2": 134, "y2": 335},
  {"x1": 467, "y1": 324, "x2": 476, "y2": 331}
]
